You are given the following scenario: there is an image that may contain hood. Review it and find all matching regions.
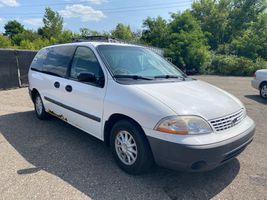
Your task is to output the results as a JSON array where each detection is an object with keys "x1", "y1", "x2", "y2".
[{"x1": 134, "y1": 80, "x2": 243, "y2": 120}]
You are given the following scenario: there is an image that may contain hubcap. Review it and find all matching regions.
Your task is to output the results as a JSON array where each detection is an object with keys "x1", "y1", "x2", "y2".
[
  {"x1": 115, "y1": 130, "x2": 138, "y2": 165},
  {"x1": 261, "y1": 85, "x2": 267, "y2": 98},
  {"x1": 35, "y1": 96, "x2": 43, "y2": 115}
]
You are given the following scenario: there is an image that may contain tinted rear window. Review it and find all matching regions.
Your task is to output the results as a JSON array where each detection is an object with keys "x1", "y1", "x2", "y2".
[
  {"x1": 30, "y1": 48, "x2": 49, "y2": 70},
  {"x1": 31, "y1": 45, "x2": 76, "y2": 77},
  {"x1": 43, "y1": 46, "x2": 76, "y2": 77}
]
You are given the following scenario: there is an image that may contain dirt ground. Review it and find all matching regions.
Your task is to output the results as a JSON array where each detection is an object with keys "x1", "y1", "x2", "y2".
[{"x1": 0, "y1": 75, "x2": 266, "y2": 200}]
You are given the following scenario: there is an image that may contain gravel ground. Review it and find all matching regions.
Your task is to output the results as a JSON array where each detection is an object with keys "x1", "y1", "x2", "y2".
[{"x1": 0, "y1": 75, "x2": 266, "y2": 200}]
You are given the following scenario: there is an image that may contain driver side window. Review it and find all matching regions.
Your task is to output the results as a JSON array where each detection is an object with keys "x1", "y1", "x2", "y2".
[{"x1": 70, "y1": 46, "x2": 104, "y2": 79}]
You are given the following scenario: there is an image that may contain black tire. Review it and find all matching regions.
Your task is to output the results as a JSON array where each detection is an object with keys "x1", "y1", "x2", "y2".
[
  {"x1": 260, "y1": 82, "x2": 267, "y2": 99},
  {"x1": 34, "y1": 93, "x2": 49, "y2": 120},
  {"x1": 110, "y1": 119, "x2": 154, "y2": 175}
]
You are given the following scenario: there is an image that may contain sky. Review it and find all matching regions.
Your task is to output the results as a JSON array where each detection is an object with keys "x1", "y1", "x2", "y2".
[{"x1": 0, "y1": 0, "x2": 192, "y2": 33}]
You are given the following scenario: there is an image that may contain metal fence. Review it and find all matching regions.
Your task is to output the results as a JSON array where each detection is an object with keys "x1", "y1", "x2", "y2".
[{"x1": 0, "y1": 49, "x2": 37, "y2": 90}]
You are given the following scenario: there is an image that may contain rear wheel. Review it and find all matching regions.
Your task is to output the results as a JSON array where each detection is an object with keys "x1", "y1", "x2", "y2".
[
  {"x1": 260, "y1": 82, "x2": 267, "y2": 99},
  {"x1": 110, "y1": 119, "x2": 154, "y2": 174},
  {"x1": 34, "y1": 94, "x2": 49, "y2": 120}
]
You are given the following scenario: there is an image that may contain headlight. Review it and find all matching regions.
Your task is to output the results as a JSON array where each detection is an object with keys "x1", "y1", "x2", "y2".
[{"x1": 154, "y1": 116, "x2": 213, "y2": 135}]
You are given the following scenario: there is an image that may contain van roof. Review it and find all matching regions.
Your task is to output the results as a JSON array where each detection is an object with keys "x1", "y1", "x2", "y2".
[
  {"x1": 42, "y1": 36, "x2": 164, "y2": 56},
  {"x1": 44, "y1": 41, "x2": 139, "y2": 49}
]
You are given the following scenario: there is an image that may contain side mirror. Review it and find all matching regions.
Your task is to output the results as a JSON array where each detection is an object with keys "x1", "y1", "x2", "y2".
[{"x1": 77, "y1": 72, "x2": 97, "y2": 83}]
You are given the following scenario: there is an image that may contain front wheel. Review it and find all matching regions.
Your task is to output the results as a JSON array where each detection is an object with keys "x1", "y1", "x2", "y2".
[
  {"x1": 34, "y1": 94, "x2": 49, "y2": 120},
  {"x1": 260, "y1": 83, "x2": 267, "y2": 99},
  {"x1": 110, "y1": 119, "x2": 154, "y2": 174}
]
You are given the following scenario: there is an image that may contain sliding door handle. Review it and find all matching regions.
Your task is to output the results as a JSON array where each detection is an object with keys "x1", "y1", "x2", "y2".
[
  {"x1": 54, "y1": 82, "x2": 60, "y2": 88},
  {"x1": 65, "y1": 85, "x2": 72, "y2": 92}
]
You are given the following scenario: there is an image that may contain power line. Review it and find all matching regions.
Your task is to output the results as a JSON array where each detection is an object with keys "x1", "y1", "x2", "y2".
[
  {"x1": 106, "y1": 3, "x2": 191, "y2": 13},
  {"x1": 11, "y1": 0, "x2": 192, "y2": 8},
  {"x1": 96, "y1": 1, "x2": 191, "y2": 11},
  {"x1": 1, "y1": 0, "x2": 101, "y2": 8},
  {"x1": 0, "y1": 1, "x2": 191, "y2": 17}
]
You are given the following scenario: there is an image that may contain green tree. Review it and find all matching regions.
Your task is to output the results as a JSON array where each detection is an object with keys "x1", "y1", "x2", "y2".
[
  {"x1": 111, "y1": 23, "x2": 134, "y2": 41},
  {"x1": 12, "y1": 30, "x2": 41, "y2": 46},
  {"x1": 19, "y1": 40, "x2": 35, "y2": 50},
  {"x1": 38, "y1": 7, "x2": 63, "y2": 39},
  {"x1": 0, "y1": 34, "x2": 12, "y2": 48},
  {"x1": 229, "y1": 13, "x2": 267, "y2": 59},
  {"x1": 80, "y1": 28, "x2": 101, "y2": 37},
  {"x1": 228, "y1": 0, "x2": 267, "y2": 38},
  {"x1": 192, "y1": 0, "x2": 267, "y2": 50},
  {"x1": 165, "y1": 11, "x2": 211, "y2": 73},
  {"x1": 57, "y1": 30, "x2": 77, "y2": 43},
  {"x1": 141, "y1": 16, "x2": 169, "y2": 48},
  {"x1": 4, "y1": 20, "x2": 24, "y2": 39},
  {"x1": 192, "y1": 0, "x2": 231, "y2": 49},
  {"x1": 32, "y1": 38, "x2": 51, "y2": 49}
]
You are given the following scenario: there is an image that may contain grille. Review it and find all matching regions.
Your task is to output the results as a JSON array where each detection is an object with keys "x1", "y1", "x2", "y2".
[{"x1": 209, "y1": 109, "x2": 246, "y2": 132}]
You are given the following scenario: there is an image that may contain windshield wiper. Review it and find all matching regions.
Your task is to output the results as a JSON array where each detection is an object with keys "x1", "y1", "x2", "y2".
[
  {"x1": 154, "y1": 75, "x2": 185, "y2": 80},
  {"x1": 113, "y1": 75, "x2": 154, "y2": 80}
]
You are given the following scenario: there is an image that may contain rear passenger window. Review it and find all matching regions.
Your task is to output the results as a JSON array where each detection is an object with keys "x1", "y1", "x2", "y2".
[
  {"x1": 70, "y1": 46, "x2": 104, "y2": 79},
  {"x1": 30, "y1": 48, "x2": 49, "y2": 71},
  {"x1": 42, "y1": 46, "x2": 76, "y2": 77}
]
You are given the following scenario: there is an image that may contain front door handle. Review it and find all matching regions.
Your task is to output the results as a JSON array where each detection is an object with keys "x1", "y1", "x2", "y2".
[
  {"x1": 65, "y1": 85, "x2": 72, "y2": 92},
  {"x1": 54, "y1": 81, "x2": 60, "y2": 88}
]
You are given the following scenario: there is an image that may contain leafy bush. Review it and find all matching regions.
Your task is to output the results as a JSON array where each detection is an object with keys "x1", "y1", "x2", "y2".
[
  {"x1": 254, "y1": 57, "x2": 267, "y2": 71},
  {"x1": 0, "y1": 34, "x2": 12, "y2": 48},
  {"x1": 208, "y1": 54, "x2": 267, "y2": 76}
]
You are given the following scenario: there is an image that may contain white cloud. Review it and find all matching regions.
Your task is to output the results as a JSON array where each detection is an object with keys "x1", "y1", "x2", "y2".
[
  {"x1": 23, "y1": 18, "x2": 43, "y2": 27},
  {"x1": 0, "y1": 0, "x2": 19, "y2": 7},
  {"x1": 59, "y1": 4, "x2": 106, "y2": 22},
  {"x1": 85, "y1": 0, "x2": 107, "y2": 5}
]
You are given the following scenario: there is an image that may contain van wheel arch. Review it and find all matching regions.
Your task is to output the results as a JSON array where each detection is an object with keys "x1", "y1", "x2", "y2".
[
  {"x1": 31, "y1": 88, "x2": 39, "y2": 102},
  {"x1": 31, "y1": 89, "x2": 49, "y2": 120},
  {"x1": 104, "y1": 114, "x2": 147, "y2": 146},
  {"x1": 259, "y1": 81, "x2": 267, "y2": 90},
  {"x1": 259, "y1": 81, "x2": 267, "y2": 99}
]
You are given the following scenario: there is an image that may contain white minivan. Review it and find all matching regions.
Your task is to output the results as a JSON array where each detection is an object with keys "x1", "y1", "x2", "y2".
[{"x1": 28, "y1": 40, "x2": 255, "y2": 174}]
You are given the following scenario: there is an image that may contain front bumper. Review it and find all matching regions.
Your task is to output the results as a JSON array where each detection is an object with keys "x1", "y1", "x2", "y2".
[{"x1": 147, "y1": 121, "x2": 255, "y2": 171}]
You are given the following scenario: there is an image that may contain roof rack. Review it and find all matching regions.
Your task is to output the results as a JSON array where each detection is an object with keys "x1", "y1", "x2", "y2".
[
  {"x1": 72, "y1": 35, "x2": 164, "y2": 56},
  {"x1": 72, "y1": 36, "x2": 119, "y2": 43}
]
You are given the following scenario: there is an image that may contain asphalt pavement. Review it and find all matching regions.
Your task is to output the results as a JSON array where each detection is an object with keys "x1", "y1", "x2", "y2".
[{"x1": 0, "y1": 75, "x2": 266, "y2": 200}]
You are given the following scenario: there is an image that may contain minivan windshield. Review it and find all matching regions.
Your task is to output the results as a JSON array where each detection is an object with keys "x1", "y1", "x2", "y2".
[{"x1": 97, "y1": 45, "x2": 186, "y2": 81}]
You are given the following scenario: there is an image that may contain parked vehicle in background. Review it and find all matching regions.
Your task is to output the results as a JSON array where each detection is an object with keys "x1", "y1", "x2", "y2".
[
  {"x1": 251, "y1": 69, "x2": 267, "y2": 99},
  {"x1": 28, "y1": 37, "x2": 255, "y2": 174}
]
